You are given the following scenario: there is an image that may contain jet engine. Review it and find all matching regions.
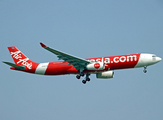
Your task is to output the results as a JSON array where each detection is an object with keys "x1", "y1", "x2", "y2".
[
  {"x1": 86, "y1": 62, "x2": 105, "y2": 70},
  {"x1": 96, "y1": 71, "x2": 114, "y2": 79}
]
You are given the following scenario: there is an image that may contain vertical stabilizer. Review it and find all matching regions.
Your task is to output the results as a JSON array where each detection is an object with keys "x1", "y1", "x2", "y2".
[{"x1": 8, "y1": 46, "x2": 35, "y2": 70}]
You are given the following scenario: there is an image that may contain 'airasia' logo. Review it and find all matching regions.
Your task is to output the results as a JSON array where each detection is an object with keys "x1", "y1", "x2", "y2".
[
  {"x1": 94, "y1": 63, "x2": 100, "y2": 69},
  {"x1": 10, "y1": 51, "x2": 32, "y2": 69}
]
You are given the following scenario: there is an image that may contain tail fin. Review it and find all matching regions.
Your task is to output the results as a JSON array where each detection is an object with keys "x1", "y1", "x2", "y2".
[{"x1": 8, "y1": 46, "x2": 33, "y2": 69}]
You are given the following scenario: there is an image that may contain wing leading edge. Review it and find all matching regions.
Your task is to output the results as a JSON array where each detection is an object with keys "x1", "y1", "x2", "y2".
[{"x1": 40, "y1": 42, "x2": 90, "y2": 70}]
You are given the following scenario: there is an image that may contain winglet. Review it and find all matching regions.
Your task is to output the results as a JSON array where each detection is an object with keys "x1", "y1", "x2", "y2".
[{"x1": 40, "y1": 42, "x2": 47, "y2": 47}]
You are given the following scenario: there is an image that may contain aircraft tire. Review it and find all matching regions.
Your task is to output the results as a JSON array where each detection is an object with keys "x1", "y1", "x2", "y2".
[
  {"x1": 82, "y1": 80, "x2": 86, "y2": 84},
  {"x1": 143, "y1": 69, "x2": 147, "y2": 73},
  {"x1": 76, "y1": 75, "x2": 80, "y2": 79},
  {"x1": 80, "y1": 72, "x2": 84, "y2": 77},
  {"x1": 86, "y1": 78, "x2": 90, "y2": 82}
]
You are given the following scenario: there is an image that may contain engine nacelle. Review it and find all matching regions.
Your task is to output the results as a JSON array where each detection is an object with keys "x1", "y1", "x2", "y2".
[
  {"x1": 96, "y1": 71, "x2": 114, "y2": 79},
  {"x1": 86, "y1": 62, "x2": 105, "y2": 70}
]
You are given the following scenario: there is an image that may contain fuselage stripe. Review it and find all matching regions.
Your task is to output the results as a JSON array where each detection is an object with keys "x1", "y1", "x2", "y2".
[{"x1": 35, "y1": 62, "x2": 49, "y2": 75}]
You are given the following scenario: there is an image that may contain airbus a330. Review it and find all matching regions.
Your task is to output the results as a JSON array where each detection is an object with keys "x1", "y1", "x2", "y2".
[{"x1": 3, "y1": 43, "x2": 161, "y2": 84}]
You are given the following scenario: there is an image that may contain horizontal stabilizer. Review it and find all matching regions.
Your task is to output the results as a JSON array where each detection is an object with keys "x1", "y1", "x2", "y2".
[{"x1": 3, "y1": 61, "x2": 25, "y2": 70}]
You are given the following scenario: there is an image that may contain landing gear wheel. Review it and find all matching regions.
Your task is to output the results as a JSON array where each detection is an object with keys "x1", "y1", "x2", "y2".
[
  {"x1": 86, "y1": 78, "x2": 90, "y2": 82},
  {"x1": 143, "y1": 69, "x2": 147, "y2": 73},
  {"x1": 143, "y1": 66, "x2": 147, "y2": 73},
  {"x1": 76, "y1": 75, "x2": 80, "y2": 79},
  {"x1": 80, "y1": 72, "x2": 84, "y2": 77},
  {"x1": 82, "y1": 80, "x2": 86, "y2": 84}
]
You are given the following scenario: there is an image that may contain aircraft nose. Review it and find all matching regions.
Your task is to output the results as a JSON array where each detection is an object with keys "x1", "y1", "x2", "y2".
[{"x1": 156, "y1": 57, "x2": 162, "y2": 62}]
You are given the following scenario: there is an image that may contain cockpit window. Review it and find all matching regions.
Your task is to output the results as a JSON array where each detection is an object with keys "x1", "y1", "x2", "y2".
[{"x1": 152, "y1": 55, "x2": 156, "y2": 57}]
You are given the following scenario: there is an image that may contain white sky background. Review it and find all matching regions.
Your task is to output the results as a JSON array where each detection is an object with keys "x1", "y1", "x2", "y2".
[{"x1": 0, "y1": 0, "x2": 163, "y2": 120}]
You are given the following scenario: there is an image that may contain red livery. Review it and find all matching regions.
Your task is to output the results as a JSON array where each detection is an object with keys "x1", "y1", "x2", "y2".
[{"x1": 3, "y1": 43, "x2": 161, "y2": 84}]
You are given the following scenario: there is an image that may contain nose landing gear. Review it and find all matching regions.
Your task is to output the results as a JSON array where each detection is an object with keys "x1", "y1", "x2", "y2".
[{"x1": 143, "y1": 66, "x2": 147, "y2": 73}]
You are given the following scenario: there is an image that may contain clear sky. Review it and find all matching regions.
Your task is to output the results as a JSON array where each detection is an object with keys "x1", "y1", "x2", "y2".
[{"x1": 0, "y1": 0, "x2": 163, "y2": 120}]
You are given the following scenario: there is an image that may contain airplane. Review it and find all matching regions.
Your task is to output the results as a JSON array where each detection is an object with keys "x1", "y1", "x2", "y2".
[{"x1": 3, "y1": 42, "x2": 162, "y2": 84}]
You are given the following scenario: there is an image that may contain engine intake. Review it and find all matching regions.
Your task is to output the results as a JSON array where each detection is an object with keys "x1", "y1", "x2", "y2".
[{"x1": 96, "y1": 71, "x2": 114, "y2": 79}]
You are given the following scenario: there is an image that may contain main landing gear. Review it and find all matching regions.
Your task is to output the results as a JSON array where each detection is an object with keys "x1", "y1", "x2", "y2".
[
  {"x1": 76, "y1": 72, "x2": 84, "y2": 79},
  {"x1": 82, "y1": 74, "x2": 90, "y2": 84},
  {"x1": 143, "y1": 66, "x2": 147, "y2": 73},
  {"x1": 76, "y1": 73, "x2": 90, "y2": 84}
]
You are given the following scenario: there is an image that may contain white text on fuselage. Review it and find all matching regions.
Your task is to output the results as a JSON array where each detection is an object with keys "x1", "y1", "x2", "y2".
[
  {"x1": 87, "y1": 55, "x2": 137, "y2": 65},
  {"x1": 11, "y1": 51, "x2": 32, "y2": 69}
]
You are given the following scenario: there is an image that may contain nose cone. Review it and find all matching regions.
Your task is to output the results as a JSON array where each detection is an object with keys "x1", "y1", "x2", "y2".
[{"x1": 156, "y1": 57, "x2": 162, "y2": 62}]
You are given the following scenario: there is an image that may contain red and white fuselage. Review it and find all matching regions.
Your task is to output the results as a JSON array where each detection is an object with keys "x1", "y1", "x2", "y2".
[{"x1": 4, "y1": 43, "x2": 161, "y2": 84}]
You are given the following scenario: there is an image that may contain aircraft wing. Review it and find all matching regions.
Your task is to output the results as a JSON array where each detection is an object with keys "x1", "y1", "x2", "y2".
[{"x1": 40, "y1": 42, "x2": 90, "y2": 70}]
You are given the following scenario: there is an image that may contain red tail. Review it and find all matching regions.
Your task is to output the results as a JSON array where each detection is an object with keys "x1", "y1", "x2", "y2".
[{"x1": 8, "y1": 46, "x2": 38, "y2": 71}]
